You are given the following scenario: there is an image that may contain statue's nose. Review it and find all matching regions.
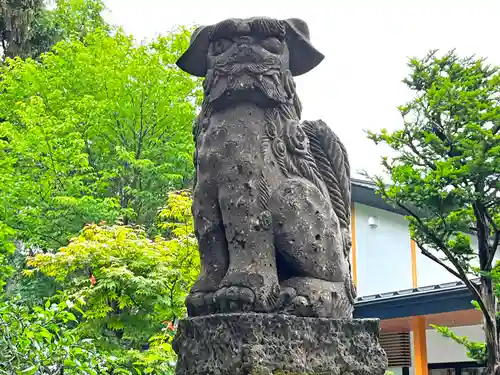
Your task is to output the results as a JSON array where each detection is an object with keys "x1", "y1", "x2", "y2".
[
  {"x1": 233, "y1": 36, "x2": 259, "y2": 62},
  {"x1": 235, "y1": 36, "x2": 253, "y2": 45},
  {"x1": 235, "y1": 43, "x2": 254, "y2": 58}
]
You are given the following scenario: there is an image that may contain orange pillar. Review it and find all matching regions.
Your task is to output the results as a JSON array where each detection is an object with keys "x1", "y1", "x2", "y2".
[
  {"x1": 410, "y1": 238, "x2": 428, "y2": 375},
  {"x1": 351, "y1": 205, "x2": 357, "y2": 287},
  {"x1": 412, "y1": 316, "x2": 429, "y2": 375},
  {"x1": 411, "y1": 240, "x2": 418, "y2": 288}
]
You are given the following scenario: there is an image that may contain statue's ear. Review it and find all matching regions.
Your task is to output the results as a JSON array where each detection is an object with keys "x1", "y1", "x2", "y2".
[
  {"x1": 284, "y1": 18, "x2": 324, "y2": 76},
  {"x1": 176, "y1": 25, "x2": 211, "y2": 77}
]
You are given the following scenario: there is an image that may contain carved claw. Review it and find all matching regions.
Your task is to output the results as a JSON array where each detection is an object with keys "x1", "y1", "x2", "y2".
[
  {"x1": 214, "y1": 286, "x2": 256, "y2": 313},
  {"x1": 214, "y1": 287, "x2": 229, "y2": 313},
  {"x1": 292, "y1": 296, "x2": 312, "y2": 316},
  {"x1": 277, "y1": 287, "x2": 297, "y2": 311},
  {"x1": 186, "y1": 292, "x2": 216, "y2": 316},
  {"x1": 276, "y1": 288, "x2": 314, "y2": 316}
]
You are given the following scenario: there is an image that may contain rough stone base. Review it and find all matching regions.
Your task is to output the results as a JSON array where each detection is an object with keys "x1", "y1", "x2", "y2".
[{"x1": 172, "y1": 313, "x2": 388, "y2": 375}]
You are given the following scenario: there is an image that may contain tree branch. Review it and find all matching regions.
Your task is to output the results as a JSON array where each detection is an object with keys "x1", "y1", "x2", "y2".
[
  {"x1": 404, "y1": 129, "x2": 437, "y2": 170},
  {"x1": 473, "y1": 201, "x2": 493, "y2": 270},
  {"x1": 388, "y1": 197, "x2": 493, "y2": 325},
  {"x1": 416, "y1": 241, "x2": 462, "y2": 279},
  {"x1": 1, "y1": 37, "x2": 7, "y2": 58},
  {"x1": 484, "y1": 209, "x2": 499, "y2": 269},
  {"x1": 136, "y1": 90, "x2": 145, "y2": 160},
  {"x1": 6, "y1": 221, "x2": 66, "y2": 247}
]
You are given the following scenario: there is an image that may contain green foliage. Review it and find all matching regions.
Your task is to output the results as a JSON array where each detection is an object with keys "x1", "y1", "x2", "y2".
[
  {"x1": 157, "y1": 189, "x2": 194, "y2": 237},
  {"x1": 26, "y1": 191, "x2": 198, "y2": 372},
  {"x1": 1, "y1": 0, "x2": 107, "y2": 59},
  {"x1": 431, "y1": 324, "x2": 487, "y2": 364},
  {"x1": 367, "y1": 49, "x2": 500, "y2": 369},
  {"x1": 0, "y1": 223, "x2": 15, "y2": 290},
  {"x1": 0, "y1": 0, "x2": 45, "y2": 59},
  {"x1": 0, "y1": 295, "x2": 117, "y2": 374},
  {"x1": 118, "y1": 326, "x2": 177, "y2": 375},
  {"x1": 367, "y1": 50, "x2": 499, "y2": 276},
  {"x1": 47, "y1": 0, "x2": 108, "y2": 40},
  {"x1": 0, "y1": 4, "x2": 201, "y2": 370},
  {"x1": 0, "y1": 26, "x2": 201, "y2": 251}
]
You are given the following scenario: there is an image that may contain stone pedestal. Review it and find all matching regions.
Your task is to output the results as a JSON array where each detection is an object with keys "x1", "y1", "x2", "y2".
[{"x1": 172, "y1": 313, "x2": 388, "y2": 375}]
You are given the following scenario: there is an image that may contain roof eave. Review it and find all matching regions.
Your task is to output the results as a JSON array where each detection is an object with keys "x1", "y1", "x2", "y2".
[
  {"x1": 354, "y1": 281, "x2": 477, "y2": 319},
  {"x1": 351, "y1": 178, "x2": 406, "y2": 215}
]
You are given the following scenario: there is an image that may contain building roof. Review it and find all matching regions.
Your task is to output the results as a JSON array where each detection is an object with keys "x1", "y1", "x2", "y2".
[
  {"x1": 351, "y1": 178, "x2": 405, "y2": 215},
  {"x1": 354, "y1": 279, "x2": 477, "y2": 319},
  {"x1": 355, "y1": 279, "x2": 468, "y2": 302}
]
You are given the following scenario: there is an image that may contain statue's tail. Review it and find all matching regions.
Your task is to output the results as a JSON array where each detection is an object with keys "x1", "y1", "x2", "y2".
[
  {"x1": 302, "y1": 120, "x2": 351, "y2": 231},
  {"x1": 303, "y1": 120, "x2": 356, "y2": 304}
]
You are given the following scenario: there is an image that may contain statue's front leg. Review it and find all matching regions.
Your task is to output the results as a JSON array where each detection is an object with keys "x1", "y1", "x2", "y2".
[
  {"x1": 215, "y1": 175, "x2": 280, "y2": 313},
  {"x1": 188, "y1": 181, "x2": 229, "y2": 316}
]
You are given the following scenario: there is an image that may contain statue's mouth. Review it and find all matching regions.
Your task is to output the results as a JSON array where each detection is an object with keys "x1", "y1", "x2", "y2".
[
  {"x1": 219, "y1": 62, "x2": 279, "y2": 75},
  {"x1": 206, "y1": 63, "x2": 286, "y2": 104}
]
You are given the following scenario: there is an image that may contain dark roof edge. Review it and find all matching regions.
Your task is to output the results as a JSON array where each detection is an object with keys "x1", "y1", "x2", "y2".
[
  {"x1": 355, "y1": 279, "x2": 474, "y2": 304},
  {"x1": 353, "y1": 279, "x2": 478, "y2": 319},
  {"x1": 351, "y1": 178, "x2": 406, "y2": 215}
]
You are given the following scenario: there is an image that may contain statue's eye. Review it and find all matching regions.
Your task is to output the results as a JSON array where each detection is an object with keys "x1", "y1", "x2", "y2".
[
  {"x1": 211, "y1": 38, "x2": 232, "y2": 55},
  {"x1": 261, "y1": 37, "x2": 283, "y2": 54}
]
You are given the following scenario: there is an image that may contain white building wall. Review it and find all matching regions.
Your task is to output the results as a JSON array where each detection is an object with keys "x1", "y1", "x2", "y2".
[
  {"x1": 416, "y1": 250, "x2": 460, "y2": 287},
  {"x1": 417, "y1": 236, "x2": 500, "y2": 288},
  {"x1": 426, "y1": 324, "x2": 484, "y2": 364},
  {"x1": 415, "y1": 237, "x2": 480, "y2": 287},
  {"x1": 353, "y1": 202, "x2": 496, "y2": 293},
  {"x1": 354, "y1": 203, "x2": 413, "y2": 296}
]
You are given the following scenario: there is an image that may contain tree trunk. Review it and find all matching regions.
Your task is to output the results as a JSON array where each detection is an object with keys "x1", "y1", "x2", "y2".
[{"x1": 481, "y1": 275, "x2": 499, "y2": 375}]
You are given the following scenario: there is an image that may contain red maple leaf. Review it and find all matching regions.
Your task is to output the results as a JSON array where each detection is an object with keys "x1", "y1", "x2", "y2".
[
  {"x1": 162, "y1": 321, "x2": 175, "y2": 331},
  {"x1": 167, "y1": 322, "x2": 175, "y2": 331}
]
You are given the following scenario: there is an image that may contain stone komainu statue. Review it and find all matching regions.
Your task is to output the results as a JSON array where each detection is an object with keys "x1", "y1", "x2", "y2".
[{"x1": 177, "y1": 17, "x2": 356, "y2": 318}]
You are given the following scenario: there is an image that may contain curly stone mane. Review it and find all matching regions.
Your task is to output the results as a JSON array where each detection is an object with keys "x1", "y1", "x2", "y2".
[{"x1": 193, "y1": 69, "x2": 351, "y2": 238}]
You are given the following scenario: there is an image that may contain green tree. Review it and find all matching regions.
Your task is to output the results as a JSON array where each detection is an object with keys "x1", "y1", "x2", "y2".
[
  {"x1": 0, "y1": 27, "x2": 201, "y2": 253},
  {"x1": 27, "y1": 191, "x2": 198, "y2": 372},
  {"x1": 0, "y1": 223, "x2": 15, "y2": 289},
  {"x1": 0, "y1": 295, "x2": 117, "y2": 374},
  {"x1": 1, "y1": 0, "x2": 107, "y2": 59},
  {"x1": 367, "y1": 50, "x2": 500, "y2": 374},
  {"x1": 0, "y1": 0, "x2": 44, "y2": 58}
]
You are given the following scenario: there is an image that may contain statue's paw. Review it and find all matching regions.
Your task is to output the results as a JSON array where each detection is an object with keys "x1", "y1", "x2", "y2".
[
  {"x1": 277, "y1": 287, "x2": 313, "y2": 316},
  {"x1": 186, "y1": 292, "x2": 216, "y2": 316},
  {"x1": 214, "y1": 286, "x2": 255, "y2": 313},
  {"x1": 217, "y1": 272, "x2": 280, "y2": 313},
  {"x1": 276, "y1": 286, "x2": 296, "y2": 310},
  {"x1": 291, "y1": 295, "x2": 313, "y2": 316},
  {"x1": 276, "y1": 277, "x2": 354, "y2": 318}
]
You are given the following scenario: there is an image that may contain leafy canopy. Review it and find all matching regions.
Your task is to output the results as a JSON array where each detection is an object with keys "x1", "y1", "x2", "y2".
[
  {"x1": 1, "y1": 0, "x2": 108, "y2": 59},
  {"x1": 0, "y1": 295, "x2": 117, "y2": 374},
  {"x1": 367, "y1": 49, "x2": 499, "y2": 368},
  {"x1": 0, "y1": 26, "x2": 201, "y2": 251},
  {"x1": 367, "y1": 49, "x2": 499, "y2": 281},
  {"x1": 26, "y1": 191, "x2": 199, "y2": 370}
]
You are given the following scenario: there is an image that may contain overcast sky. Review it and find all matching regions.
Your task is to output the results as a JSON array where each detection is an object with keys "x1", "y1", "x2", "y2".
[{"x1": 102, "y1": 0, "x2": 500, "y2": 178}]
